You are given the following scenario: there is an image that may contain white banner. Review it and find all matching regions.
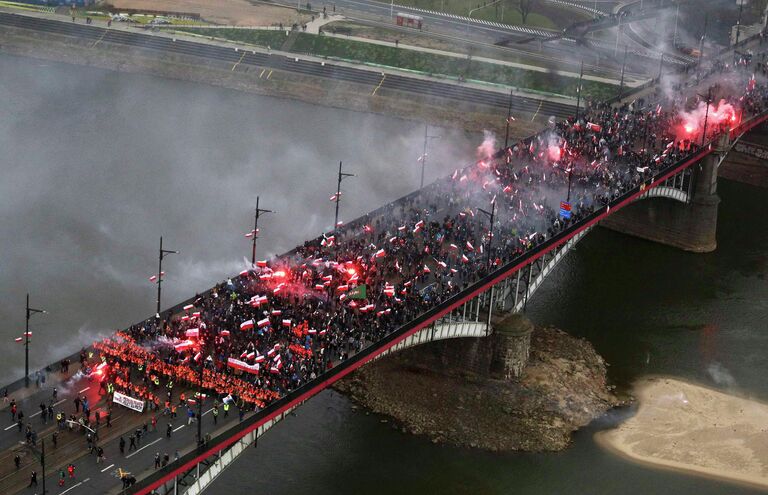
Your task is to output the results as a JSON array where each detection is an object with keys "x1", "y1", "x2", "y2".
[{"x1": 113, "y1": 391, "x2": 145, "y2": 413}]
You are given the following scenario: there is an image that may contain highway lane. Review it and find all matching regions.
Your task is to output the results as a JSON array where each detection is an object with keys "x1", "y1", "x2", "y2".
[{"x1": 0, "y1": 12, "x2": 576, "y2": 119}]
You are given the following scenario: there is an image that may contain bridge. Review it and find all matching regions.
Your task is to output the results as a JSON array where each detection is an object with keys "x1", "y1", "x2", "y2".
[{"x1": 1, "y1": 12, "x2": 767, "y2": 495}]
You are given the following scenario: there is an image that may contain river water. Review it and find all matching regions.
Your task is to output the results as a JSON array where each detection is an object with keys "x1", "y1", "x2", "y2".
[{"x1": 1, "y1": 53, "x2": 766, "y2": 494}]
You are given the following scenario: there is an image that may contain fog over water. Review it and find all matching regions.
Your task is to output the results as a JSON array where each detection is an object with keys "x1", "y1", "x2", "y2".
[{"x1": 0, "y1": 53, "x2": 475, "y2": 379}]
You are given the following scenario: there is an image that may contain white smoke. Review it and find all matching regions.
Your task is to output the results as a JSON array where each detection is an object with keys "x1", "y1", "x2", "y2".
[
  {"x1": 707, "y1": 361, "x2": 736, "y2": 388},
  {"x1": 476, "y1": 130, "x2": 496, "y2": 162}
]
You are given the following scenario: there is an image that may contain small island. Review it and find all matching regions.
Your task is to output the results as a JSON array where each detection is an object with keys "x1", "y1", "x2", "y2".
[
  {"x1": 596, "y1": 377, "x2": 768, "y2": 490},
  {"x1": 337, "y1": 317, "x2": 621, "y2": 452}
]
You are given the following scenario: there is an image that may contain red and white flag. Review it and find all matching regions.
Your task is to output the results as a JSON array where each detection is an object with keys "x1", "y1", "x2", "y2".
[
  {"x1": 240, "y1": 320, "x2": 254, "y2": 331},
  {"x1": 257, "y1": 318, "x2": 270, "y2": 328}
]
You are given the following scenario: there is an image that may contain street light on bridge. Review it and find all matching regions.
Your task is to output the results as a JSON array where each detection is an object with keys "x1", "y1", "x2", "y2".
[
  {"x1": 477, "y1": 198, "x2": 496, "y2": 270},
  {"x1": 331, "y1": 161, "x2": 354, "y2": 233},
  {"x1": 418, "y1": 123, "x2": 441, "y2": 189},
  {"x1": 155, "y1": 236, "x2": 179, "y2": 317},
  {"x1": 22, "y1": 293, "x2": 46, "y2": 388},
  {"x1": 247, "y1": 196, "x2": 274, "y2": 267}
]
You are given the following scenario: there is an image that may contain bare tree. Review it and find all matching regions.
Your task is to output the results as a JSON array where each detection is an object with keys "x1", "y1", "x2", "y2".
[{"x1": 515, "y1": 0, "x2": 539, "y2": 24}]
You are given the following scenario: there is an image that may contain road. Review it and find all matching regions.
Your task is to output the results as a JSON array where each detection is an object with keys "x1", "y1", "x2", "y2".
[{"x1": 0, "y1": 11, "x2": 577, "y2": 119}]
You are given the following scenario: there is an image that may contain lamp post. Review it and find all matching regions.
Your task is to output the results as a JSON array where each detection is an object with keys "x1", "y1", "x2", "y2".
[
  {"x1": 504, "y1": 89, "x2": 514, "y2": 149},
  {"x1": 575, "y1": 60, "x2": 584, "y2": 123},
  {"x1": 477, "y1": 199, "x2": 496, "y2": 270},
  {"x1": 618, "y1": 45, "x2": 627, "y2": 100},
  {"x1": 156, "y1": 237, "x2": 178, "y2": 316},
  {"x1": 419, "y1": 124, "x2": 441, "y2": 189},
  {"x1": 249, "y1": 196, "x2": 274, "y2": 266},
  {"x1": 699, "y1": 88, "x2": 713, "y2": 146},
  {"x1": 24, "y1": 294, "x2": 46, "y2": 388},
  {"x1": 332, "y1": 161, "x2": 354, "y2": 233}
]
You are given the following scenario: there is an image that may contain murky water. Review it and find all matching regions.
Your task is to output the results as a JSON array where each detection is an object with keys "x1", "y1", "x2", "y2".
[{"x1": 1, "y1": 53, "x2": 766, "y2": 494}]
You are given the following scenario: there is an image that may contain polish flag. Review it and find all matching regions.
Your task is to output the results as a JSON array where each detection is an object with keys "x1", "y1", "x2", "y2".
[
  {"x1": 257, "y1": 260, "x2": 268, "y2": 268},
  {"x1": 587, "y1": 122, "x2": 602, "y2": 133},
  {"x1": 466, "y1": 242, "x2": 474, "y2": 251},
  {"x1": 282, "y1": 319, "x2": 292, "y2": 327},
  {"x1": 308, "y1": 328, "x2": 317, "y2": 335},
  {"x1": 240, "y1": 320, "x2": 254, "y2": 331},
  {"x1": 183, "y1": 304, "x2": 194, "y2": 311},
  {"x1": 149, "y1": 275, "x2": 158, "y2": 283},
  {"x1": 449, "y1": 244, "x2": 458, "y2": 250},
  {"x1": 329, "y1": 192, "x2": 341, "y2": 202},
  {"x1": 246, "y1": 352, "x2": 255, "y2": 360},
  {"x1": 254, "y1": 354, "x2": 265, "y2": 363},
  {"x1": 193, "y1": 352, "x2": 202, "y2": 362},
  {"x1": 257, "y1": 318, "x2": 270, "y2": 328},
  {"x1": 437, "y1": 261, "x2": 447, "y2": 269},
  {"x1": 271, "y1": 310, "x2": 282, "y2": 316},
  {"x1": 267, "y1": 348, "x2": 276, "y2": 357},
  {"x1": 15, "y1": 337, "x2": 23, "y2": 343},
  {"x1": 462, "y1": 254, "x2": 469, "y2": 263},
  {"x1": 374, "y1": 249, "x2": 386, "y2": 258},
  {"x1": 240, "y1": 270, "x2": 249, "y2": 277},
  {"x1": 423, "y1": 265, "x2": 431, "y2": 274},
  {"x1": 181, "y1": 315, "x2": 190, "y2": 322},
  {"x1": 192, "y1": 312, "x2": 201, "y2": 318},
  {"x1": 221, "y1": 330, "x2": 230, "y2": 337},
  {"x1": 185, "y1": 328, "x2": 199, "y2": 338},
  {"x1": 336, "y1": 285, "x2": 349, "y2": 293},
  {"x1": 319, "y1": 329, "x2": 327, "y2": 335}
]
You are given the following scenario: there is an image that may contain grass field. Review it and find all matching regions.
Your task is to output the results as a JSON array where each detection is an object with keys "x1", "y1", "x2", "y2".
[
  {"x1": 173, "y1": 27, "x2": 290, "y2": 49},
  {"x1": 172, "y1": 28, "x2": 616, "y2": 100},
  {"x1": 394, "y1": 0, "x2": 558, "y2": 29}
]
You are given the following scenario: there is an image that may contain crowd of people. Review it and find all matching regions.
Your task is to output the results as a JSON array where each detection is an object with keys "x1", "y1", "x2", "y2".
[{"x1": 87, "y1": 51, "x2": 768, "y2": 419}]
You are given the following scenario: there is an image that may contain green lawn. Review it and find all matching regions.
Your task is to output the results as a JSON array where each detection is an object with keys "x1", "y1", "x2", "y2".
[
  {"x1": 292, "y1": 33, "x2": 614, "y2": 99},
  {"x1": 171, "y1": 28, "x2": 616, "y2": 100},
  {"x1": 172, "y1": 27, "x2": 290, "y2": 49},
  {"x1": 394, "y1": 0, "x2": 558, "y2": 29}
]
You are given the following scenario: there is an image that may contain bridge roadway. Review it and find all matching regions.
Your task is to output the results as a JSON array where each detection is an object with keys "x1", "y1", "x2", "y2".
[{"x1": 0, "y1": 11, "x2": 576, "y2": 119}]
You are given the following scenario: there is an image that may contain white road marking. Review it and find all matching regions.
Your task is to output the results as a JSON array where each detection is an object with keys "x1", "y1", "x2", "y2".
[
  {"x1": 173, "y1": 425, "x2": 186, "y2": 432},
  {"x1": 60, "y1": 477, "x2": 89, "y2": 495},
  {"x1": 30, "y1": 399, "x2": 66, "y2": 417},
  {"x1": 126, "y1": 438, "x2": 162, "y2": 459},
  {"x1": 100, "y1": 463, "x2": 115, "y2": 473},
  {"x1": 201, "y1": 408, "x2": 214, "y2": 417},
  {"x1": 4, "y1": 423, "x2": 17, "y2": 431},
  {"x1": 79, "y1": 387, "x2": 90, "y2": 394}
]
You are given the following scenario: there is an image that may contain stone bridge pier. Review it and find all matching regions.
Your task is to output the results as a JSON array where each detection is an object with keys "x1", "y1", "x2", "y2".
[{"x1": 601, "y1": 134, "x2": 729, "y2": 253}]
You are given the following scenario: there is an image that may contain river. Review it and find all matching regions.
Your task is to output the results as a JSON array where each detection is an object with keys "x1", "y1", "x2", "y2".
[{"x1": 1, "y1": 53, "x2": 766, "y2": 495}]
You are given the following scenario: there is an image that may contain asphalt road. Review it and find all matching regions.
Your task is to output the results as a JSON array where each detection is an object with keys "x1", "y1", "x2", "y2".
[
  {"x1": 0, "y1": 11, "x2": 576, "y2": 119},
  {"x1": 0, "y1": 366, "x2": 246, "y2": 495}
]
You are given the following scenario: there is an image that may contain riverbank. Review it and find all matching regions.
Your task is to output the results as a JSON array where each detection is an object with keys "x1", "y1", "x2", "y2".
[
  {"x1": 0, "y1": 20, "x2": 542, "y2": 138},
  {"x1": 335, "y1": 326, "x2": 622, "y2": 452},
  {"x1": 597, "y1": 377, "x2": 768, "y2": 491}
]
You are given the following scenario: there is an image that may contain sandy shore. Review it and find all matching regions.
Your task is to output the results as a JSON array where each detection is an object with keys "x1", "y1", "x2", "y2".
[{"x1": 597, "y1": 377, "x2": 768, "y2": 490}]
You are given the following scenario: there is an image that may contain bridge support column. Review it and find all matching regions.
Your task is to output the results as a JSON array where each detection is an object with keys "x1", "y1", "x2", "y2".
[
  {"x1": 601, "y1": 136, "x2": 728, "y2": 253},
  {"x1": 491, "y1": 314, "x2": 534, "y2": 380}
]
